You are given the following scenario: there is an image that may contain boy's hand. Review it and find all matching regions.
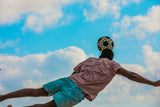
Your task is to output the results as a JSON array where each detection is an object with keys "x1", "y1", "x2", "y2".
[{"x1": 154, "y1": 80, "x2": 160, "y2": 87}]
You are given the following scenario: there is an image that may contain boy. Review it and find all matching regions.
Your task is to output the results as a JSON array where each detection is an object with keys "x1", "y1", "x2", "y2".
[{"x1": 0, "y1": 37, "x2": 160, "y2": 107}]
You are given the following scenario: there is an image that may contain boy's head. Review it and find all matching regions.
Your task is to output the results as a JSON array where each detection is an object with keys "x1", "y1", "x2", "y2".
[
  {"x1": 97, "y1": 36, "x2": 114, "y2": 60},
  {"x1": 99, "y1": 49, "x2": 114, "y2": 60}
]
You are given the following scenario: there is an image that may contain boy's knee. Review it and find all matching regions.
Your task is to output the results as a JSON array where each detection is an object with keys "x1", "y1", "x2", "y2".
[
  {"x1": 46, "y1": 100, "x2": 57, "y2": 107},
  {"x1": 37, "y1": 88, "x2": 49, "y2": 96}
]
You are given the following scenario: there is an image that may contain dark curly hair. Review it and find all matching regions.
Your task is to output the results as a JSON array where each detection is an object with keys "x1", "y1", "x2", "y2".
[{"x1": 99, "y1": 49, "x2": 114, "y2": 60}]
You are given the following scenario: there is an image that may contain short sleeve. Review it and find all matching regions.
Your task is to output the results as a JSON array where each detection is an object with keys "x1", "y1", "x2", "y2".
[
  {"x1": 73, "y1": 62, "x2": 83, "y2": 72},
  {"x1": 112, "y1": 61, "x2": 122, "y2": 73}
]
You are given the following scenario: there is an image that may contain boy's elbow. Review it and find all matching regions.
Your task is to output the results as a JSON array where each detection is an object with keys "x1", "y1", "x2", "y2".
[{"x1": 127, "y1": 74, "x2": 136, "y2": 80}]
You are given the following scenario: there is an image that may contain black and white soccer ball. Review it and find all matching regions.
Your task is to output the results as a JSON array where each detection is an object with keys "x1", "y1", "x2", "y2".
[{"x1": 97, "y1": 36, "x2": 114, "y2": 52}]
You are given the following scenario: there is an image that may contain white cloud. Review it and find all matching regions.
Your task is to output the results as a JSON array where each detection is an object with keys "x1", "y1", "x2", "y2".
[
  {"x1": 152, "y1": 87, "x2": 160, "y2": 98},
  {"x1": 99, "y1": 75, "x2": 160, "y2": 104},
  {"x1": 83, "y1": 0, "x2": 140, "y2": 21},
  {"x1": 0, "y1": 46, "x2": 88, "y2": 90},
  {"x1": 107, "y1": 94, "x2": 158, "y2": 103},
  {"x1": 23, "y1": 80, "x2": 44, "y2": 88},
  {"x1": 83, "y1": 0, "x2": 119, "y2": 21},
  {"x1": 97, "y1": 45, "x2": 160, "y2": 104},
  {"x1": 0, "y1": 0, "x2": 79, "y2": 32},
  {"x1": 101, "y1": 64, "x2": 148, "y2": 97},
  {"x1": 98, "y1": 60, "x2": 160, "y2": 104},
  {"x1": 1, "y1": 45, "x2": 160, "y2": 105},
  {"x1": 143, "y1": 45, "x2": 160, "y2": 74},
  {"x1": 0, "y1": 46, "x2": 88, "y2": 106},
  {"x1": 0, "y1": 0, "x2": 142, "y2": 32},
  {"x1": 22, "y1": 9, "x2": 63, "y2": 32},
  {"x1": 133, "y1": 5, "x2": 160, "y2": 33},
  {"x1": 115, "y1": 5, "x2": 160, "y2": 40},
  {"x1": 0, "y1": 85, "x2": 5, "y2": 94},
  {"x1": 0, "y1": 39, "x2": 20, "y2": 49},
  {"x1": 0, "y1": 46, "x2": 88, "y2": 79},
  {"x1": 53, "y1": 46, "x2": 88, "y2": 65},
  {"x1": 99, "y1": 45, "x2": 160, "y2": 104},
  {"x1": 121, "y1": 64, "x2": 147, "y2": 74}
]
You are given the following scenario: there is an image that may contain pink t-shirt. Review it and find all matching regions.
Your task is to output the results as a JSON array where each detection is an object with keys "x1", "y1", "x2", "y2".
[{"x1": 68, "y1": 57, "x2": 122, "y2": 101}]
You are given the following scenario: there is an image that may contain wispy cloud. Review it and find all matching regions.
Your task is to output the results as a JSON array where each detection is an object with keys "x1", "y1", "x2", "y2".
[
  {"x1": 83, "y1": 0, "x2": 140, "y2": 21},
  {"x1": 0, "y1": 39, "x2": 20, "y2": 49}
]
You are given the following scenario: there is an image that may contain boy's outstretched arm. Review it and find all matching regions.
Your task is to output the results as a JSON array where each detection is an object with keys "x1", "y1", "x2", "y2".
[{"x1": 117, "y1": 68, "x2": 160, "y2": 87}]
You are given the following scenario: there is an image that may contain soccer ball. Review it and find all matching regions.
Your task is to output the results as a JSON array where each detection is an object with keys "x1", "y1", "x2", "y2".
[{"x1": 97, "y1": 36, "x2": 114, "y2": 52}]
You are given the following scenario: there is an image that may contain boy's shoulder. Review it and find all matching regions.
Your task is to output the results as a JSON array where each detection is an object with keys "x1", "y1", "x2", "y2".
[{"x1": 86, "y1": 57, "x2": 120, "y2": 64}]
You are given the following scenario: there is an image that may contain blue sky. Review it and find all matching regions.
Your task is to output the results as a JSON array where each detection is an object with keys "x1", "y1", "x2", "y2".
[{"x1": 0, "y1": 0, "x2": 160, "y2": 107}]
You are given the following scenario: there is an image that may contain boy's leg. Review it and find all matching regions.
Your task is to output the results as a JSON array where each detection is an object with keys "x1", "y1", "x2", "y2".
[
  {"x1": 25, "y1": 100, "x2": 57, "y2": 107},
  {"x1": 0, "y1": 87, "x2": 48, "y2": 102}
]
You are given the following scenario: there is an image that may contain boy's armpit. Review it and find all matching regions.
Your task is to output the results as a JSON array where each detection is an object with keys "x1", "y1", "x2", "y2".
[{"x1": 117, "y1": 68, "x2": 132, "y2": 78}]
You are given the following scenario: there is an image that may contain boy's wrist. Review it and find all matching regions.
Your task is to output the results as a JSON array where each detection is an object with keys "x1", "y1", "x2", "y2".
[
  {"x1": 152, "y1": 82, "x2": 156, "y2": 87},
  {"x1": 147, "y1": 81, "x2": 156, "y2": 87}
]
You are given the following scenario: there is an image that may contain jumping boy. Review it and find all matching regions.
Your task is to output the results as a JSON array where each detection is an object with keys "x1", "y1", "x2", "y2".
[{"x1": 0, "y1": 36, "x2": 160, "y2": 107}]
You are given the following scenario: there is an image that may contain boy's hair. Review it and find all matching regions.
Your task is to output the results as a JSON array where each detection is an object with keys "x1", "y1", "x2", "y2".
[{"x1": 99, "y1": 49, "x2": 114, "y2": 60}]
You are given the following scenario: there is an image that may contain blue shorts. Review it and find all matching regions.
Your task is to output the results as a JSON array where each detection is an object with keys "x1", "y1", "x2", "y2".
[{"x1": 43, "y1": 77, "x2": 85, "y2": 107}]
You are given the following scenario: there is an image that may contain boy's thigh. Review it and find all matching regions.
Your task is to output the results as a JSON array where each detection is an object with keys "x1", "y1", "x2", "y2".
[
  {"x1": 43, "y1": 77, "x2": 85, "y2": 107},
  {"x1": 43, "y1": 78, "x2": 68, "y2": 96},
  {"x1": 53, "y1": 91, "x2": 83, "y2": 107}
]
